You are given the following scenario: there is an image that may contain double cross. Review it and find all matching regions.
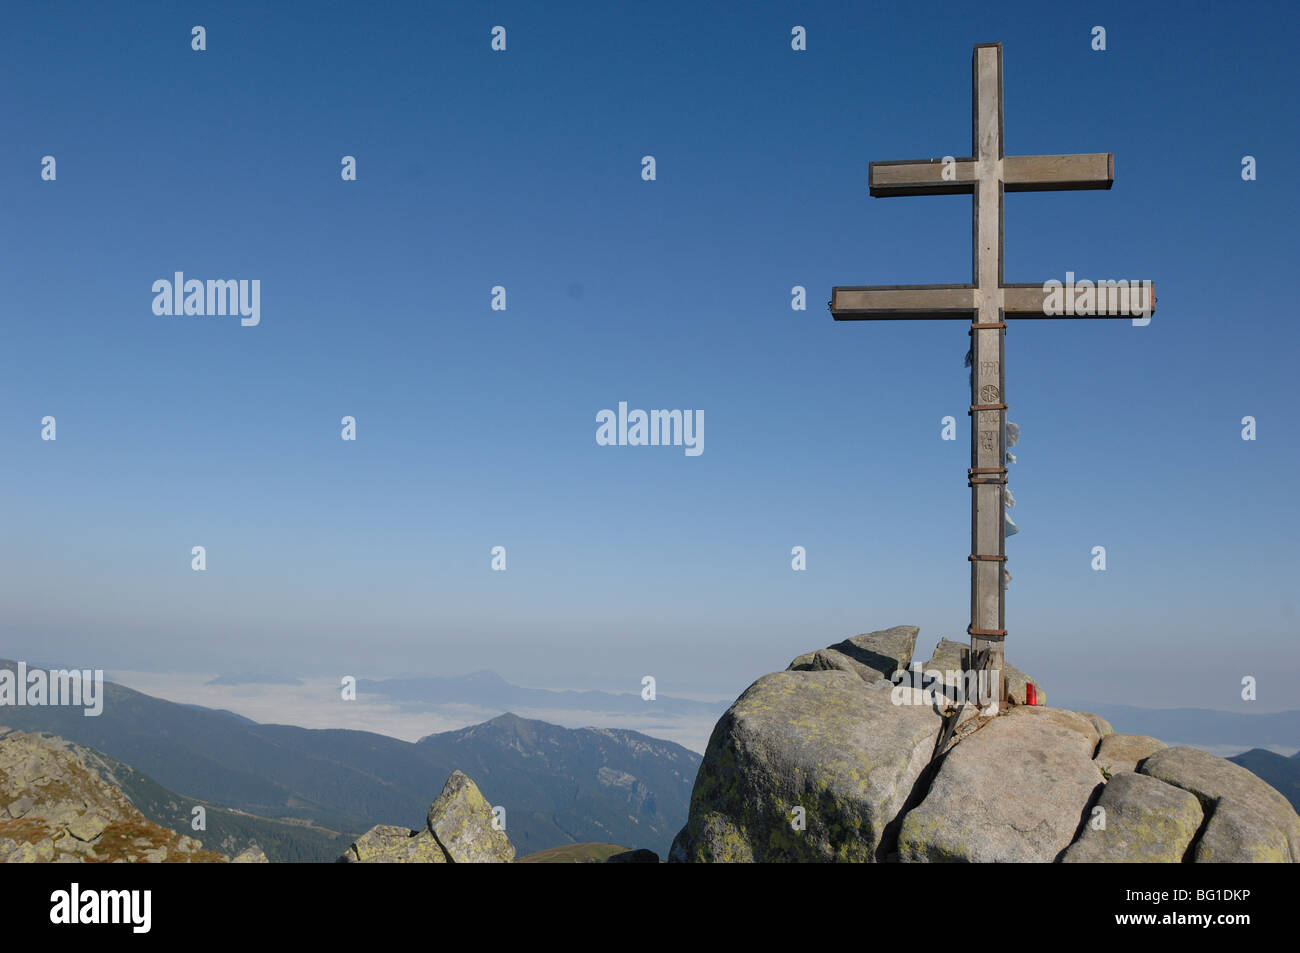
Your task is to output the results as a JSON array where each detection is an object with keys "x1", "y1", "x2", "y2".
[{"x1": 830, "y1": 43, "x2": 1155, "y2": 700}]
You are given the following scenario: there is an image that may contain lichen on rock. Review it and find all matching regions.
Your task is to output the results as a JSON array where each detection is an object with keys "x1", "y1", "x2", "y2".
[
  {"x1": 0, "y1": 728, "x2": 226, "y2": 863},
  {"x1": 339, "y1": 769, "x2": 514, "y2": 863},
  {"x1": 670, "y1": 627, "x2": 1300, "y2": 864},
  {"x1": 672, "y1": 663, "x2": 944, "y2": 862}
]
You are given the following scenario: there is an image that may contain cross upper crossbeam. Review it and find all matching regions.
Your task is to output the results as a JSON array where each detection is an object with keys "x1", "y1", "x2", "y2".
[{"x1": 830, "y1": 41, "x2": 1154, "y2": 326}]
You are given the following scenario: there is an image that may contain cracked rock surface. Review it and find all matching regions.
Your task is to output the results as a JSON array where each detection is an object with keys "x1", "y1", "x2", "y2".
[
  {"x1": 338, "y1": 770, "x2": 515, "y2": 863},
  {"x1": 669, "y1": 627, "x2": 1300, "y2": 863}
]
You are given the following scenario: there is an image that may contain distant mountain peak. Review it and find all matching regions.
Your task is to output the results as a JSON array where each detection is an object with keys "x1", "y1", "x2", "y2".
[
  {"x1": 463, "y1": 670, "x2": 510, "y2": 684},
  {"x1": 355, "y1": 669, "x2": 728, "y2": 720}
]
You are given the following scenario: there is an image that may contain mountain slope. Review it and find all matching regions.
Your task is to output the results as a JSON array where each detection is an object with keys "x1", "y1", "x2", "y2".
[
  {"x1": 75, "y1": 745, "x2": 352, "y2": 862},
  {"x1": 0, "y1": 661, "x2": 698, "y2": 857},
  {"x1": 416, "y1": 713, "x2": 696, "y2": 855},
  {"x1": 1229, "y1": 748, "x2": 1300, "y2": 813},
  {"x1": 0, "y1": 728, "x2": 227, "y2": 863}
]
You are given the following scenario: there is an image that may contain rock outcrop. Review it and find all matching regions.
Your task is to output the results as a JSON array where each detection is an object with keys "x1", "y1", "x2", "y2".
[
  {"x1": 897, "y1": 706, "x2": 1103, "y2": 862},
  {"x1": 1139, "y1": 745, "x2": 1300, "y2": 863},
  {"x1": 231, "y1": 845, "x2": 270, "y2": 863},
  {"x1": 339, "y1": 769, "x2": 515, "y2": 863},
  {"x1": 917, "y1": 636, "x2": 1045, "y2": 708},
  {"x1": 787, "y1": 624, "x2": 920, "y2": 683},
  {"x1": 0, "y1": 728, "x2": 226, "y2": 863},
  {"x1": 427, "y1": 770, "x2": 515, "y2": 862},
  {"x1": 344, "y1": 824, "x2": 450, "y2": 863},
  {"x1": 670, "y1": 627, "x2": 1300, "y2": 863},
  {"x1": 676, "y1": 668, "x2": 943, "y2": 861},
  {"x1": 1095, "y1": 732, "x2": 1166, "y2": 775},
  {"x1": 1061, "y1": 772, "x2": 1203, "y2": 863}
]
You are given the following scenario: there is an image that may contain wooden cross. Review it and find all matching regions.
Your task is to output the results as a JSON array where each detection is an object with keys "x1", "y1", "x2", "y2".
[{"x1": 830, "y1": 42, "x2": 1155, "y2": 701}]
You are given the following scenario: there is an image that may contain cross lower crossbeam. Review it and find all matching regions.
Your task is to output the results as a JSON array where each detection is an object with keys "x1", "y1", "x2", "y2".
[{"x1": 830, "y1": 282, "x2": 1154, "y2": 320}]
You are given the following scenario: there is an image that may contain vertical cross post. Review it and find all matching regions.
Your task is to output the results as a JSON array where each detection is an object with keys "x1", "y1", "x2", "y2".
[{"x1": 969, "y1": 43, "x2": 1006, "y2": 699}]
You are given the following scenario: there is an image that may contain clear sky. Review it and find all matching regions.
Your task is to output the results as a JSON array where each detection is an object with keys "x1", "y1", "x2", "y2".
[{"x1": 2, "y1": 1, "x2": 1297, "y2": 713}]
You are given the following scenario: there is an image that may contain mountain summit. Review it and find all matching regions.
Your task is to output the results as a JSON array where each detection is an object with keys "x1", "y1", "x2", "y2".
[{"x1": 670, "y1": 627, "x2": 1300, "y2": 863}]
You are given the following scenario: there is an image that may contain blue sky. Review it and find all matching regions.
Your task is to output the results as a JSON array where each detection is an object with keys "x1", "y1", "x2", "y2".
[{"x1": 2, "y1": 1, "x2": 1297, "y2": 713}]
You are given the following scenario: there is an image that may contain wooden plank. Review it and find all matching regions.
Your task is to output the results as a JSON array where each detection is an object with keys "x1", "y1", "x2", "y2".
[
  {"x1": 1002, "y1": 281, "x2": 1156, "y2": 318},
  {"x1": 869, "y1": 154, "x2": 1112, "y2": 196},
  {"x1": 834, "y1": 282, "x2": 1158, "y2": 320},
  {"x1": 830, "y1": 285, "x2": 976, "y2": 319},
  {"x1": 973, "y1": 44, "x2": 1002, "y2": 292},
  {"x1": 971, "y1": 42, "x2": 1006, "y2": 700},
  {"x1": 1004, "y1": 153, "x2": 1113, "y2": 192},
  {"x1": 869, "y1": 158, "x2": 977, "y2": 196}
]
